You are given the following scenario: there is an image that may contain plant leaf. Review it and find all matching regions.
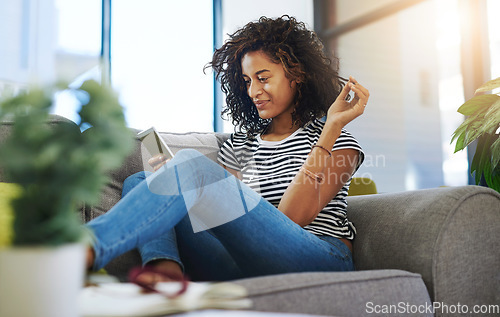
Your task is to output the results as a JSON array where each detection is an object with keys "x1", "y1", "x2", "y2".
[
  {"x1": 470, "y1": 138, "x2": 481, "y2": 181},
  {"x1": 451, "y1": 121, "x2": 467, "y2": 149},
  {"x1": 491, "y1": 136, "x2": 500, "y2": 168},
  {"x1": 470, "y1": 134, "x2": 487, "y2": 181},
  {"x1": 453, "y1": 130, "x2": 467, "y2": 153},
  {"x1": 475, "y1": 77, "x2": 500, "y2": 93},
  {"x1": 481, "y1": 99, "x2": 500, "y2": 132},
  {"x1": 489, "y1": 165, "x2": 500, "y2": 193},
  {"x1": 457, "y1": 94, "x2": 500, "y2": 115},
  {"x1": 471, "y1": 134, "x2": 496, "y2": 186},
  {"x1": 454, "y1": 114, "x2": 483, "y2": 151}
]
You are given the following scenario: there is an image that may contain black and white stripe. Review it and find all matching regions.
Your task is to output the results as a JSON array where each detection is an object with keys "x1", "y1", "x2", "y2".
[{"x1": 218, "y1": 119, "x2": 364, "y2": 240}]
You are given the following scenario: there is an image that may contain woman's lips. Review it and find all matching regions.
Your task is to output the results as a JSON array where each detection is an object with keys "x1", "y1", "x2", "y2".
[{"x1": 254, "y1": 100, "x2": 269, "y2": 109}]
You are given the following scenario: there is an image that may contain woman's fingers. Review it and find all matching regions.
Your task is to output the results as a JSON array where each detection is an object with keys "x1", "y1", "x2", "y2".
[
  {"x1": 350, "y1": 77, "x2": 369, "y2": 98},
  {"x1": 338, "y1": 80, "x2": 352, "y2": 101},
  {"x1": 148, "y1": 154, "x2": 170, "y2": 171},
  {"x1": 348, "y1": 77, "x2": 369, "y2": 107},
  {"x1": 350, "y1": 85, "x2": 367, "y2": 106},
  {"x1": 148, "y1": 154, "x2": 166, "y2": 166}
]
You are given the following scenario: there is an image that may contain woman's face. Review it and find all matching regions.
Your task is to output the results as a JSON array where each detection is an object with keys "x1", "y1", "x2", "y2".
[{"x1": 241, "y1": 50, "x2": 297, "y2": 121}]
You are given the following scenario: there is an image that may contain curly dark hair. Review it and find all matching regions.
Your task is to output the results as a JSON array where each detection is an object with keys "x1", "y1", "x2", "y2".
[{"x1": 207, "y1": 15, "x2": 345, "y2": 135}]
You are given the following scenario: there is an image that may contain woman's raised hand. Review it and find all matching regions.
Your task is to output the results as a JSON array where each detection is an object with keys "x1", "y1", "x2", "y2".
[
  {"x1": 327, "y1": 76, "x2": 369, "y2": 128},
  {"x1": 148, "y1": 154, "x2": 170, "y2": 171}
]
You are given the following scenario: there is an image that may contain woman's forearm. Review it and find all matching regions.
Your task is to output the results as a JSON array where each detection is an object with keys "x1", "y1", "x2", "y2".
[{"x1": 278, "y1": 120, "x2": 352, "y2": 226}]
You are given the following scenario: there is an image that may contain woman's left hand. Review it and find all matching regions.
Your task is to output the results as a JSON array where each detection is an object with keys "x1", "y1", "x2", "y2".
[
  {"x1": 327, "y1": 76, "x2": 369, "y2": 128},
  {"x1": 148, "y1": 154, "x2": 170, "y2": 171}
]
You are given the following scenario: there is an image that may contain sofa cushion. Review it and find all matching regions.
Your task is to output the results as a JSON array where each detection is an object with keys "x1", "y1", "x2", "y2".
[{"x1": 233, "y1": 270, "x2": 432, "y2": 317}]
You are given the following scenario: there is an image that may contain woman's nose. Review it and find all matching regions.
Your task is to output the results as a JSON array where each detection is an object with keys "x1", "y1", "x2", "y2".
[{"x1": 248, "y1": 81, "x2": 262, "y2": 99}]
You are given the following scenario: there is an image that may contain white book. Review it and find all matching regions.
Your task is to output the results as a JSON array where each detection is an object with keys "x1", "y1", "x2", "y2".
[
  {"x1": 137, "y1": 127, "x2": 175, "y2": 160},
  {"x1": 78, "y1": 281, "x2": 252, "y2": 317}
]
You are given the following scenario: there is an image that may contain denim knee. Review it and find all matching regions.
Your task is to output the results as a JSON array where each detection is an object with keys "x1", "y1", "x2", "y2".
[
  {"x1": 122, "y1": 171, "x2": 151, "y2": 197},
  {"x1": 169, "y1": 149, "x2": 213, "y2": 175},
  {"x1": 172, "y1": 149, "x2": 205, "y2": 164},
  {"x1": 124, "y1": 171, "x2": 149, "y2": 186}
]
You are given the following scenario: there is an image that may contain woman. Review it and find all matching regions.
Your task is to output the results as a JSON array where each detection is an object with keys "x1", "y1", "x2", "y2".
[{"x1": 86, "y1": 15, "x2": 369, "y2": 284}]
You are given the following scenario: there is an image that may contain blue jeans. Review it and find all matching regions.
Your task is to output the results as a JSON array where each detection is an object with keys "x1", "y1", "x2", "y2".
[{"x1": 86, "y1": 149, "x2": 354, "y2": 281}]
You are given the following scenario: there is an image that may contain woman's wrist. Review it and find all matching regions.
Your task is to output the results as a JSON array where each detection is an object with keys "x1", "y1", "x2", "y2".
[
  {"x1": 324, "y1": 116, "x2": 345, "y2": 131},
  {"x1": 315, "y1": 119, "x2": 342, "y2": 150}
]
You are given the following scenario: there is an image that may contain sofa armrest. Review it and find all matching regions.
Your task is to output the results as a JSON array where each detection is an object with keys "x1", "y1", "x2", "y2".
[{"x1": 347, "y1": 185, "x2": 500, "y2": 310}]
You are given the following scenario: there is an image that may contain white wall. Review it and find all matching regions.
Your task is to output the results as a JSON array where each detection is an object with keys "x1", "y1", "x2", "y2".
[{"x1": 335, "y1": 0, "x2": 450, "y2": 192}]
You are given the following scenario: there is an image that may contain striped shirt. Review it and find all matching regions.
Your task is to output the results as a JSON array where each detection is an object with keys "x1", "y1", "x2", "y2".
[{"x1": 217, "y1": 119, "x2": 364, "y2": 240}]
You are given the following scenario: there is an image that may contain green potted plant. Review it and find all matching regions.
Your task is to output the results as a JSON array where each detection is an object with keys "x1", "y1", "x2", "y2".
[
  {"x1": 0, "y1": 80, "x2": 134, "y2": 317},
  {"x1": 451, "y1": 77, "x2": 500, "y2": 192}
]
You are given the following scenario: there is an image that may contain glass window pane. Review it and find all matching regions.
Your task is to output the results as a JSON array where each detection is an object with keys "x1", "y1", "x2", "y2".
[
  {"x1": 111, "y1": 0, "x2": 214, "y2": 132},
  {"x1": 0, "y1": 0, "x2": 101, "y2": 123},
  {"x1": 53, "y1": 0, "x2": 102, "y2": 122},
  {"x1": 334, "y1": 0, "x2": 467, "y2": 192},
  {"x1": 55, "y1": 0, "x2": 101, "y2": 55}
]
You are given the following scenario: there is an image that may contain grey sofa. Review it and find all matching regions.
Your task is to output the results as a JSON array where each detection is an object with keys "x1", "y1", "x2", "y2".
[{"x1": 2, "y1": 116, "x2": 499, "y2": 316}]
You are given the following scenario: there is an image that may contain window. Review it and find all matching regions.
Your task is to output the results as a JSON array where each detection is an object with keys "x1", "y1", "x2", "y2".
[
  {"x1": 52, "y1": 0, "x2": 102, "y2": 122},
  {"x1": 110, "y1": 0, "x2": 214, "y2": 132},
  {"x1": 0, "y1": 0, "x2": 102, "y2": 122}
]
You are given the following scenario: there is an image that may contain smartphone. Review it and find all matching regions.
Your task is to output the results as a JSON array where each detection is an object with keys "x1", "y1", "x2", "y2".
[{"x1": 137, "y1": 127, "x2": 175, "y2": 160}]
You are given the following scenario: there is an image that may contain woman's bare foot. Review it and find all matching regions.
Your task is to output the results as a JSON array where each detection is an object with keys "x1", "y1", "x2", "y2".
[
  {"x1": 86, "y1": 247, "x2": 95, "y2": 270},
  {"x1": 134, "y1": 259, "x2": 184, "y2": 286},
  {"x1": 86, "y1": 247, "x2": 183, "y2": 286}
]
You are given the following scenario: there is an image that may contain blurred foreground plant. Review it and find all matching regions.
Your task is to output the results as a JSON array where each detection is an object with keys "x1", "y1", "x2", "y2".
[{"x1": 0, "y1": 80, "x2": 134, "y2": 246}]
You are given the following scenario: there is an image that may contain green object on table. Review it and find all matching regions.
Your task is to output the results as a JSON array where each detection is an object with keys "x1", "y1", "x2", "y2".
[{"x1": 0, "y1": 183, "x2": 22, "y2": 247}]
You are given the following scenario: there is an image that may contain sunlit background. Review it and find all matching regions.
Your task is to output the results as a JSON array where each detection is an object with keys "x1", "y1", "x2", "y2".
[{"x1": 0, "y1": 0, "x2": 498, "y2": 193}]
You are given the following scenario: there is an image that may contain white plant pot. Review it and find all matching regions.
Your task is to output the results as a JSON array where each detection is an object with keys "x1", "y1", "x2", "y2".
[{"x1": 0, "y1": 243, "x2": 85, "y2": 317}]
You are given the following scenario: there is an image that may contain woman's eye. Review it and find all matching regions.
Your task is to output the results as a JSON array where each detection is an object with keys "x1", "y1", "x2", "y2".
[
  {"x1": 258, "y1": 77, "x2": 268, "y2": 83},
  {"x1": 244, "y1": 80, "x2": 251, "y2": 86}
]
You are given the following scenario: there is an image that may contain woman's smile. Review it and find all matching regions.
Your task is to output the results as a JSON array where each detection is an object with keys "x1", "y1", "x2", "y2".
[
  {"x1": 253, "y1": 99, "x2": 270, "y2": 110},
  {"x1": 241, "y1": 50, "x2": 297, "y2": 121}
]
